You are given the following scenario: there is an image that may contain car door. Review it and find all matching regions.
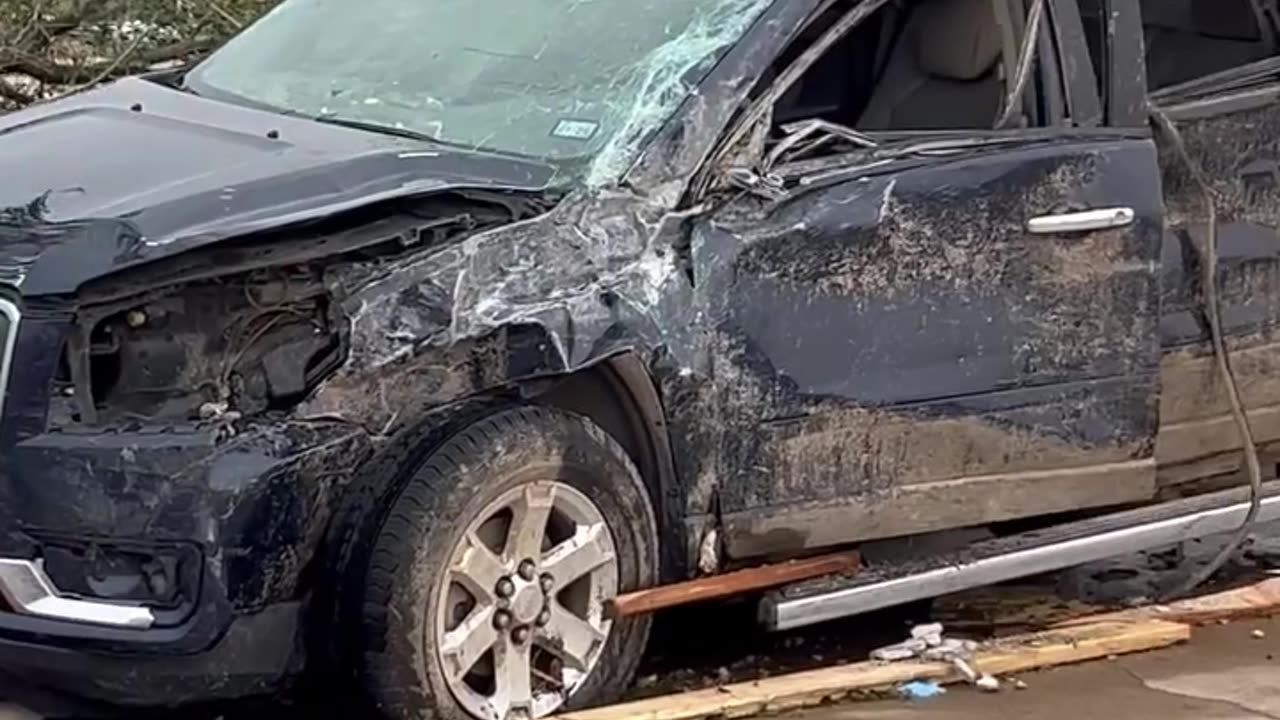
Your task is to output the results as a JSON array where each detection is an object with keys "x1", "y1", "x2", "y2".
[
  {"x1": 1132, "y1": 0, "x2": 1280, "y2": 476},
  {"x1": 684, "y1": 0, "x2": 1166, "y2": 559}
]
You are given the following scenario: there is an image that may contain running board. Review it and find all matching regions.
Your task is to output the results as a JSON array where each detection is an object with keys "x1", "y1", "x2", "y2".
[{"x1": 760, "y1": 481, "x2": 1280, "y2": 631}]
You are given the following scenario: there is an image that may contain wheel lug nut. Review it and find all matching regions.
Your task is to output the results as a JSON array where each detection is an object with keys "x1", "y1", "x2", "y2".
[
  {"x1": 512, "y1": 626, "x2": 530, "y2": 644},
  {"x1": 496, "y1": 577, "x2": 515, "y2": 598},
  {"x1": 539, "y1": 574, "x2": 554, "y2": 592},
  {"x1": 493, "y1": 610, "x2": 512, "y2": 630},
  {"x1": 518, "y1": 559, "x2": 536, "y2": 581},
  {"x1": 536, "y1": 609, "x2": 550, "y2": 627}
]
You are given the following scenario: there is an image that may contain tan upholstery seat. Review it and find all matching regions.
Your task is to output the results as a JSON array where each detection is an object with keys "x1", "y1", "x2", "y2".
[{"x1": 858, "y1": 0, "x2": 1005, "y2": 130}]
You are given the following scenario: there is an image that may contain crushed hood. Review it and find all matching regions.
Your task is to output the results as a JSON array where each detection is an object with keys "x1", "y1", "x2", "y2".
[{"x1": 0, "y1": 77, "x2": 558, "y2": 296}]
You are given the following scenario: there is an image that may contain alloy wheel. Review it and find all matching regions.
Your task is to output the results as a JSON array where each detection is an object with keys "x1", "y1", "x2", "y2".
[{"x1": 435, "y1": 481, "x2": 620, "y2": 720}]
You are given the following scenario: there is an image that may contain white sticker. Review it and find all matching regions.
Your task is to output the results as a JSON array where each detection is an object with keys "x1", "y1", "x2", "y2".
[{"x1": 552, "y1": 119, "x2": 600, "y2": 141}]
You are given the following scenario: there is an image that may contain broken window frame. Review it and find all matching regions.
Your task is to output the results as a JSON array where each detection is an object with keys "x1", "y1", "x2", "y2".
[
  {"x1": 1077, "y1": 0, "x2": 1147, "y2": 126},
  {"x1": 694, "y1": 0, "x2": 1078, "y2": 200},
  {"x1": 1043, "y1": 0, "x2": 1103, "y2": 126}
]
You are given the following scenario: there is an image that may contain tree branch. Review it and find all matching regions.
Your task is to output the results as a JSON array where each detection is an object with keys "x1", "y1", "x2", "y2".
[
  {"x1": 0, "y1": 37, "x2": 217, "y2": 85},
  {"x1": 0, "y1": 78, "x2": 35, "y2": 107}
]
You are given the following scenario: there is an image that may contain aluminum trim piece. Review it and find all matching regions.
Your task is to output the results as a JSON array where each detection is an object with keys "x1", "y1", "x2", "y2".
[
  {"x1": 1027, "y1": 207, "x2": 1136, "y2": 234},
  {"x1": 764, "y1": 491, "x2": 1280, "y2": 631},
  {"x1": 0, "y1": 559, "x2": 155, "y2": 629},
  {"x1": 0, "y1": 297, "x2": 17, "y2": 419}
]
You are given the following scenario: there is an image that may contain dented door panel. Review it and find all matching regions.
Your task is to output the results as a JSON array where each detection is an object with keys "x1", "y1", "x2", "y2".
[{"x1": 691, "y1": 136, "x2": 1165, "y2": 556}]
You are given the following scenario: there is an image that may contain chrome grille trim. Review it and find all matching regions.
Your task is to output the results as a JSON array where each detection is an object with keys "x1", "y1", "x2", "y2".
[{"x1": 0, "y1": 558, "x2": 155, "y2": 628}]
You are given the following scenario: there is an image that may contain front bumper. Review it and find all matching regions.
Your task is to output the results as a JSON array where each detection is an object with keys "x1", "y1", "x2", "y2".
[
  {"x1": 0, "y1": 601, "x2": 303, "y2": 715},
  {"x1": 0, "y1": 419, "x2": 371, "y2": 710}
]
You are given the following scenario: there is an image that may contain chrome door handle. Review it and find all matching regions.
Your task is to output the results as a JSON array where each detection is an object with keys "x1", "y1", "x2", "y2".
[{"x1": 1027, "y1": 207, "x2": 1136, "y2": 234}]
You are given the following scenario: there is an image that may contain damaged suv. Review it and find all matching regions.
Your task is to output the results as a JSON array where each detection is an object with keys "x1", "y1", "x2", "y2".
[{"x1": 4, "y1": 0, "x2": 1280, "y2": 717}]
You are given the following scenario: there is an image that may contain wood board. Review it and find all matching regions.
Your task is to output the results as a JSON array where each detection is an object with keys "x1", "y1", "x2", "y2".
[
  {"x1": 606, "y1": 552, "x2": 861, "y2": 618},
  {"x1": 556, "y1": 620, "x2": 1190, "y2": 720}
]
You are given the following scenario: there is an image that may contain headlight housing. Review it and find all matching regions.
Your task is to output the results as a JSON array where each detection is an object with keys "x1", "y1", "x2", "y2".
[{"x1": 59, "y1": 269, "x2": 344, "y2": 427}]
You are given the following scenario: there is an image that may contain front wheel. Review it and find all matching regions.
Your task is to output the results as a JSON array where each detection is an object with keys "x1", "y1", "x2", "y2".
[{"x1": 358, "y1": 407, "x2": 658, "y2": 720}]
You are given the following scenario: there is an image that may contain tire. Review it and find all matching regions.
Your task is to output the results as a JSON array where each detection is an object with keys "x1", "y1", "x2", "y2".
[{"x1": 358, "y1": 406, "x2": 659, "y2": 720}]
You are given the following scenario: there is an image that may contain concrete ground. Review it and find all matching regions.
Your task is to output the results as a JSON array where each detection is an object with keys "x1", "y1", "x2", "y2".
[{"x1": 794, "y1": 618, "x2": 1280, "y2": 720}]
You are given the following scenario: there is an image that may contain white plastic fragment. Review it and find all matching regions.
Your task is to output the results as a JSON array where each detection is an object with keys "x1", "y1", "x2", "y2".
[
  {"x1": 872, "y1": 624, "x2": 978, "y2": 663},
  {"x1": 950, "y1": 657, "x2": 979, "y2": 684},
  {"x1": 976, "y1": 674, "x2": 1000, "y2": 692},
  {"x1": 922, "y1": 638, "x2": 979, "y2": 661},
  {"x1": 911, "y1": 622, "x2": 944, "y2": 641},
  {"x1": 871, "y1": 638, "x2": 929, "y2": 662}
]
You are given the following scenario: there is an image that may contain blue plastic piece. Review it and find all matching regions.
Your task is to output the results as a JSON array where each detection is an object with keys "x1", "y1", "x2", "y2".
[{"x1": 898, "y1": 680, "x2": 947, "y2": 700}]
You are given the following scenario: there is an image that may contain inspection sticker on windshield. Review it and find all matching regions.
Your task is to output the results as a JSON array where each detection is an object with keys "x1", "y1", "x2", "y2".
[{"x1": 552, "y1": 119, "x2": 599, "y2": 141}]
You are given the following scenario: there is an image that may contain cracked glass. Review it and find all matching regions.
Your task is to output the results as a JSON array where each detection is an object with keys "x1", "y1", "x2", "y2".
[{"x1": 188, "y1": 0, "x2": 775, "y2": 184}]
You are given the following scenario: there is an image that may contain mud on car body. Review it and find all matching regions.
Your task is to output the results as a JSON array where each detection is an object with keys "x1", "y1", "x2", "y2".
[{"x1": 3, "y1": 0, "x2": 1280, "y2": 717}]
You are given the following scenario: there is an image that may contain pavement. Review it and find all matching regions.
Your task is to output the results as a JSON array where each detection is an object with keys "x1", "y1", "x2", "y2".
[{"x1": 794, "y1": 618, "x2": 1280, "y2": 720}]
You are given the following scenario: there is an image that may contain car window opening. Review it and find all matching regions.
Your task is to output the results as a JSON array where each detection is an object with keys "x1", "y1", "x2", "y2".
[
  {"x1": 762, "y1": 0, "x2": 1045, "y2": 168},
  {"x1": 1141, "y1": 0, "x2": 1279, "y2": 91}
]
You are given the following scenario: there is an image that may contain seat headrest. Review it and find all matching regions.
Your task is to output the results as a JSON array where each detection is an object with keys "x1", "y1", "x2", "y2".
[{"x1": 913, "y1": 0, "x2": 1004, "y2": 81}]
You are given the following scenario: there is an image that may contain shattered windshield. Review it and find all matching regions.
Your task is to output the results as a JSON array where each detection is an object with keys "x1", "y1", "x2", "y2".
[{"x1": 187, "y1": 0, "x2": 775, "y2": 184}]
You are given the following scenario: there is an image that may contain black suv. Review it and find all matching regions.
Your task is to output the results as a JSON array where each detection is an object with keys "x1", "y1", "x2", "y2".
[{"x1": 3, "y1": 0, "x2": 1280, "y2": 718}]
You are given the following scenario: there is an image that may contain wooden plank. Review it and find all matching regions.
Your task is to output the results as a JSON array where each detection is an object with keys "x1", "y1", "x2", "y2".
[
  {"x1": 605, "y1": 552, "x2": 860, "y2": 619},
  {"x1": 557, "y1": 620, "x2": 1190, "y2": 720},
  {"x1": 1056, "y1": 577, "x2": 1280, "y2": 628}
]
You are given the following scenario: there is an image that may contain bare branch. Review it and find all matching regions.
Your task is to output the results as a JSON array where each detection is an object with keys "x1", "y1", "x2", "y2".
[
  {"x1": 0, "y1": 0, "x2": 277, "y2": 110},
  {"x1": 0, "y1": 78, "x2": 35, "y2": 108}
]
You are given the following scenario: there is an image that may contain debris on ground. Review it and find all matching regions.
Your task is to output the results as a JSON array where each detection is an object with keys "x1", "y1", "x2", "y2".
[
  {"x1": 1252, "y1": 629, "x2": 1267, "y2": 639},
  {"x1": 871, "y1": 622, "x2": 984, "y2": 689},
  {"x1": 935, "y1": 585, "x2": 1102, "y2": 633},
  {"x1": 870, "y1": 623, "x2": 978, "y2": 663},
  {"x1": 1056, "y1": 577, "x2": 1280, "y2": 627},
  {"x1": 897, "y1": 680, "x2": 946, "y2": 700},
  {"x1": 975, "y1": 674, "x2": 1000, "y2": 692}
]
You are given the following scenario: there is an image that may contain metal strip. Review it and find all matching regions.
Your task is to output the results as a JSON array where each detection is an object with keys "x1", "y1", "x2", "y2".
[
  {"x1": 0, "y1": 559, "x2": 155, "y2": 629},
  {"x1": 763, "y1": 490, "x2": 1280, "y2": 631},
  {"x1": 0, "y1": 296, "x2": 17, "y2": 418}
]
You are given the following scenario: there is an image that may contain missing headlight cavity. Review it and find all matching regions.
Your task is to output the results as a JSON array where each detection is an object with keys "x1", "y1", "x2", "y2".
[{"x1": 67, "y1": 267, "x2": 344, "y2": 425}]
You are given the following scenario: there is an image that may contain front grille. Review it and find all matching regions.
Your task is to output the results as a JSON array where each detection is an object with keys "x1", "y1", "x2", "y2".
[{"x1": 0, "y1": 297, "x2": 17, "y2": 416}]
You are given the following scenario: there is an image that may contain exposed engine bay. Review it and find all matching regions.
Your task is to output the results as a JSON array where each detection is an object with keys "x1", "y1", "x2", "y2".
[{"x1": 43, "y1": 189, "x2": 554, "y2": 429}]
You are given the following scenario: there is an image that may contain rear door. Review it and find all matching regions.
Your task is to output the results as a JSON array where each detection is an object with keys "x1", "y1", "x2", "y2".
[
  {"x1": 686, "y1": 0, "x2": 1166, "y2": 558},
  {"x1": 1127, "y1": 0, "x2": 1280, "y2": 474}
]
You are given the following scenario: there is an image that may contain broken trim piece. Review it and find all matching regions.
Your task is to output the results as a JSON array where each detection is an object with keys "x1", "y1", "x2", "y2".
[
  {"x1": 0, "y1": 559, "x2": 155, "y2": 629},
  {"x1": 698, "y1": 0, "x2": 893, "y2": 194},
  {"x1": 0, "y1": 297, "x2": 17, "y2": 419}
]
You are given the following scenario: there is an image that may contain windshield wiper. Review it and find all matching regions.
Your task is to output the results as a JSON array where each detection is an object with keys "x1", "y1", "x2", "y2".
[{"x1": 313, "y1": 114, "x2": 443, "y2": 144}]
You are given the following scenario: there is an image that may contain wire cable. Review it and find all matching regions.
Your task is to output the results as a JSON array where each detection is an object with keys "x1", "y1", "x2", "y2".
[{"x1": 1150, "y1": 106, "x2": 1263, "y2": 599}]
